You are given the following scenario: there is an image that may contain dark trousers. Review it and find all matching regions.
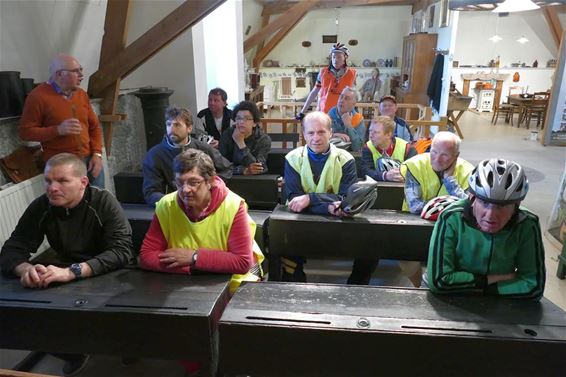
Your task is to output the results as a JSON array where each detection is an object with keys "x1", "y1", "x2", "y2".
[
  {"x1": 281, "y1": 256, "x2": 306, "y2": 282},
  {"x1": 347, "y1": 258, "x2": 379, "y2": 285}
]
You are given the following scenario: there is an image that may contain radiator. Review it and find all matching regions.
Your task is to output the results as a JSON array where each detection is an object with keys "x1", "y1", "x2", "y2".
[{"x1": 0, "y1": 174, "x2": 48, "y2": 252}]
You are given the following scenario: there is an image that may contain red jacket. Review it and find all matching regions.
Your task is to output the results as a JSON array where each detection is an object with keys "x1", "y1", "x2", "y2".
[{"x1": 19, "y1": 83, "x2": 103, "y2": 161}]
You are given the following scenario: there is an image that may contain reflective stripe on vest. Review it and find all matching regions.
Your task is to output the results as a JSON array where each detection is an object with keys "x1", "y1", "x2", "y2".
[
  {"x1": 155, "y1": 190, "x2": 264, "y2": 293},
  {"x1": 319, "y1": 67, "x2": 356, "y2": 113},
  {"x1": 366, "y1": 137, "x2": 408, "y2": 167},
  {"x1": 400, "y1": 154, "x2": 474, "y2": 212},
  {"x1": 286, "y1": 144, "x2": 354, "y2": 194}
]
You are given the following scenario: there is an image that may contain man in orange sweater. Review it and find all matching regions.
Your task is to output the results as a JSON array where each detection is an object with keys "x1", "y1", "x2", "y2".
[{"x1": 19, "y1": 53, "x2": 104, "y2": 188}]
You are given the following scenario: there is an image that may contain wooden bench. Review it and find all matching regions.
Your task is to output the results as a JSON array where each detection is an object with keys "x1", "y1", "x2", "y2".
[{"x1": 226, "y1": 174, "x2": 281, "y2": 210}]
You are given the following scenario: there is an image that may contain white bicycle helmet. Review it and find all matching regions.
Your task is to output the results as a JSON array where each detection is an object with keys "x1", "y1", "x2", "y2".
[
  {"x1": 378, "y1": 157, "x2": 401, "y2": 172},
  {"x1": 421, "y1": 195, "x2": 460, "y2": 221},
  {"x1": 468, "y1": 159, "x2": 529, "y2": 204},
  {"x1": 340, "y1": 177, "x2": 378, "y2": 216},
  {"x1": 330, "y1": 137, "x2": 352, "y2": 151},
  {"x1": 330, "y1": 43, "x2": 350, "y2": 57}
]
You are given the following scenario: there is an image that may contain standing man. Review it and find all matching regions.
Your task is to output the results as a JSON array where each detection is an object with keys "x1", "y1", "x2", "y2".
[
  {"x1": 0, "y1": 153, "x2": 134, "y2": 376},
  {"x1": 143, "y1": 106, "x2": 232, "y2": 207},
  {"x1": 378, "y1": 95, "x2": 414, "y2": 143},
  {"x1": 219, "y1": 101, "x2": 271, "y2": 175},
  {"x1": 282, "y1": 111, "x2": 358, "y2": 282},
  {"x1": 19, "y1": 53, "x2": 104, "y2": 188},
  {"x1": 195, "y1": 88, "x2": 233, "y2": 148},
  {"x1": 297, "y1": 43, "x2": 357, "y2": 117},
  {"x1": 400, "y1": 131, "x2": 474, "y2": 286},
  {"x1": 327, "y1": 87, "x2": 366, "y2": 151},
  {"x1": 427, "y1": 159, "x2": 545, "y2": 300}
]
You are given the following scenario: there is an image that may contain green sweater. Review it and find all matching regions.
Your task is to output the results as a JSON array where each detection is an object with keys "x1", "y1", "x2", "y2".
[{"x1": 427, "y1": 200, "x2": 545, "y2": 300}]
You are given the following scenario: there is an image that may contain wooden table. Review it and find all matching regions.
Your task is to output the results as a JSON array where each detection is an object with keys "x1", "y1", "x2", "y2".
[
  {"x1": 219, "y1": 282, "x2": 566, "y2": 377},
  {"x1": 508, "y1": 94, "x2": 548, "y2": 127},
  {"x1": 0, "y1": 269, "x2": 231, "y2": 376}
]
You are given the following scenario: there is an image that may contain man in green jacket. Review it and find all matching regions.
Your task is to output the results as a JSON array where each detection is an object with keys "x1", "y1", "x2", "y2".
[{"x1": 427, "y1": 158, "x2": 545, "y2": 300}]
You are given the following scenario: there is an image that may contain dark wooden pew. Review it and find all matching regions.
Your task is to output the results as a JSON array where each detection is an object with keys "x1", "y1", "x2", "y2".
[
  {"x1": 225, "y1": 174, "x2": 280, "y2": 210},
  {"x1": 267, "y1": 205, "x2": 433, "y2": 280},
  {"x1": 219, "y1": 282, "x2": 566, "y2": 377},
  {"x1": 0, "y1": 269, "x2": 231, "y2": 376},
  {"x1": 374, "y1": 181, "x2": 405, "y2": 210},
  {"x1": 113, "y1": 171, "x2": 145, "y2": 204},
  {"x1": 266, "y1": 148, "x2": 292, "y2": 177}
]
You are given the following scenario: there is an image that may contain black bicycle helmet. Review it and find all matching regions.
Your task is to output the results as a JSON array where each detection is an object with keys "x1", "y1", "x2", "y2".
[
  {"x1": 468, "y1": 158, "x2": 529, "y2": 204},
  {"x1": 330, "y1": 137, "x2": 352, "y2": 151},
  {"x1": 340, "y1": 177, "x2": 378, "y2": 216}
]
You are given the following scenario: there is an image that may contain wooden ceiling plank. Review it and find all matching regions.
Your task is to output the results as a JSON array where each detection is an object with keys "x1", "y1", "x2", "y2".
[
  {"x1": 89, "y1": 0, "x2": 225, "y2": 96},
  {"x1": 245, "y1": 0, "x2": 317, "y2": 52},
  {"x1": 543, "y1": 6, "x2": 563, "y2": 49},
  {"x1": 253, "y1": 10, "x2": 306, "y2": 67}
]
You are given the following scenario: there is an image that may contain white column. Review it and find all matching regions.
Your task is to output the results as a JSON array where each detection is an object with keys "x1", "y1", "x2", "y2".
[{"x1": 193, "y1": 0, "x2": 245, "y2": 109}]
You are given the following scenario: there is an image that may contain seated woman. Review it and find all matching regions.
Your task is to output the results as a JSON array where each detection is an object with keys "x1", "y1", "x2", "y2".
[
  {"x1": 219, "y1": 100, "x2": 271, "y2": 175},
  {"x1": 140, "y1": 149, "x2": 263, "y2": 293}
]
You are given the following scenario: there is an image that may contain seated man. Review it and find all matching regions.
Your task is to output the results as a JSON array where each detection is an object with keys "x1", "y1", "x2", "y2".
[
  {"x1": 143, "y1": 106, "x2": 232, "y2": 206},
  {"x1": 0, "y1": 153, "x2": 134, "y2": 376},
  {"x1": 282, "y1": 111, "x2": 357, "y2": 282},
  {"x1": 139, "y1": 149, "x2": 264, "y2": 294},
  {"x1": 378, "y1": 95, "x2": 413, "y2": 143},
  {"x1": 400, "y1": 131, "x2": 474, "y2": 286},
  {"x1": 219, "y1": 101, "x2": 271, "y2": 175},
  {"x1": 361, "y1": 115, "x2": 417, "y2": 182},
  {"x1": 327, "y1": 86, "x2": 365, "y2": 151},
  {"x1": 427, "y1": 159, "x2": 545, "y2": 300},
  {"x1": 195, "y1": 87, "x2": 233, "y2": 148}
]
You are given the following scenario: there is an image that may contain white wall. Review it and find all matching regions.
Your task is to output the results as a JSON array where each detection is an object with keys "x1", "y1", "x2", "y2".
[
  {"x1": 454, "y1": 10, "x2": 558, "y2": 68},
  {"x1": 243, "y1": 5, "x2": 412, "y2": 68},
  {"x1": 0, "y1": 0, "x2": 106, "y2": 84}
]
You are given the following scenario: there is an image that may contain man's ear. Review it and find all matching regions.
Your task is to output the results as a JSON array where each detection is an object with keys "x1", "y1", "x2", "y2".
[{"x1": 80, "y1": 175, "x2": 89, "y2": 188}]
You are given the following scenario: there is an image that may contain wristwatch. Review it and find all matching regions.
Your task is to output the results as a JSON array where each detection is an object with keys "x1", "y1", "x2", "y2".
[
  {"x1": 191, "y1": 251, "x2": 199, "y2": 266},
  {"x1": 69, "y1": 263, "x2": 82, "y2": 279},
  {"x1": 93, "y1": 152, "x2": 103, "y2": 158}
]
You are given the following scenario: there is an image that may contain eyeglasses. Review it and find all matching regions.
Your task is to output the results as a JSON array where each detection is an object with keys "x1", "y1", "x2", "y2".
[
  {"x1": 235, "y1": 116, "x2": 254, "y2": 122},
  {"x1": 175, "y1": 179, "x2": 204, "y2": 190},
  {"x1": 58, "y1": 67, "x2": 84, "y2": 75}
]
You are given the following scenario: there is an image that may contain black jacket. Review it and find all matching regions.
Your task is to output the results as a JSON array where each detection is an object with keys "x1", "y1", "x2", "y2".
[
  {"x1": 0, "y1": 186, "x2": 134, "y2": 277},
  {"x1": 142, "y1": 136, "x2": 233, "y2": 206},
  {"x1": 197, "y1": 107, "x2": 233, "y2": 141},
  {"x1": 219, "y1": 125, "x2": 272, "y2": 175}
]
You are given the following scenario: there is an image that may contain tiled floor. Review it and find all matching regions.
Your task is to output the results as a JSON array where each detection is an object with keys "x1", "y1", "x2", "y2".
[{"x1": 1, "y1": 110, "x2": 565, "y2": 376}]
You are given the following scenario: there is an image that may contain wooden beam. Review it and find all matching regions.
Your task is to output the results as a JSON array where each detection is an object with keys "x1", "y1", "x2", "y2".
[
  {"x1": 255, "y1": 12, "x2": 271, "y2": 60},
  {"x1": 265, "y1": 0, "x2": 413, "y2": 15},
  {"x1": 253, "y1": 11, "x2": 305, "y2": 68},
  {"x1": 89, "y1": 0, "x2": 225, "y2": 97},
  {"x1": 245, "y1": 0, "x2": 316, "y2": 52},
  {"x1": 93, "y1": 0, "x2": 131, "y2": 155},
  {"x1": 543, "y1": 6, "x2": 563, "y2": 50}
]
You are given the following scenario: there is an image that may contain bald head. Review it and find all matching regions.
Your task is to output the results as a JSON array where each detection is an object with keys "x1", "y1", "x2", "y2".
[
  {"x1": 49, "y1": 54, "x2": 83, "y2": 92},
  {"x1": 430, "y1": 131, "x2": 461, "y2": 172}
]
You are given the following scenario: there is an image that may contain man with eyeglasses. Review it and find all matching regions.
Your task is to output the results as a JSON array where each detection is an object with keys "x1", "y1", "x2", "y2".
[
  {"x1": 399, "y1": 131, "x2": 473, "y2": 287},
  {"x1": 19, "y1": 53, "x2": 105, "y2": 188},
  {"x1": 219, "y1": 101, "x2": 271, "y2": 175},
  {"x1": 426, "y1": 159, "x2": 545, "y2": 301},
  {"x1": 142, "y1": 106, "x2": 232, "y2": 207}
]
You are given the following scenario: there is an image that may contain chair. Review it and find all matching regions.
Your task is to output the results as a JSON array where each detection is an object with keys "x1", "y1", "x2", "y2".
[
  {"x1": 491, "y1": 86, "x2": 523, "y2": 125},
  {"x1": 522, "y1": 91, "x2": 550, "y2": 129}
]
